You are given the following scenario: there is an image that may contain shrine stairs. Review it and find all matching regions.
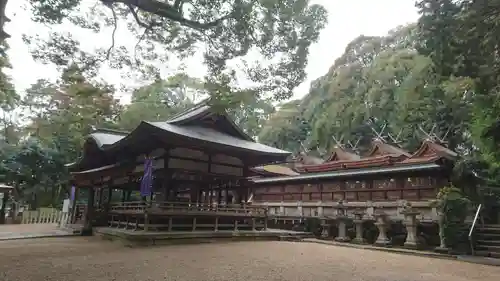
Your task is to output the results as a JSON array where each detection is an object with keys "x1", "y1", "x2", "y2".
[{"x1": 474, "y1": 224, "x2": 500, "y2": 259}]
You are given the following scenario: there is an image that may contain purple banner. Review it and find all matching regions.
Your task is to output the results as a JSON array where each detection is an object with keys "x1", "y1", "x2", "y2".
[
  {"x1": 70, "y1": 186, "x2": 76, "y2": 202},
  {"x1": 140, "y1": 158, "x2": 153, "y2": 197}
]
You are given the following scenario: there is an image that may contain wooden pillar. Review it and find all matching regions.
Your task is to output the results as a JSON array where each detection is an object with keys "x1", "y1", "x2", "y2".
[
  {"x1": 144, "y1": 210, "x2": 149, "y2": 231},
  {"x1": 71, "y1": 186, "x2": 80, "y2": 224},
  {"x1": 0, "y1": 190, "x2": 9, "y2": 224},
  {"x1": 162, "y1": 152, "x2": 171, "y2": 202},
  {"x1": 217, "y1": 186, "x2": 222, "y2": 205},
  {"x1": 168, "y1": 217, "x2": 173, "y2": 231},
  {"x1": 104, "y1": 187, "x2": 113, "y2": 215},
  {"x1": 99, "y1": 187, "x2": 104, "y2": 207},
  {"x1": 82, "y1": 187, "x2": 95, "y2": 236},
  {"x1": 209, "y1": 185, "x2": 213, "y2": 209},
  {"x1": 121, "y1": 189, "x2": 126, "y2": 203},
  {"x1": 192, "y1": 217, "x2": 197, "y2": 231},
  {"x1": 214, "y1": 216, "x2": 219, "y2": 231},
  {"x1": 224, "y1": 185, "x2": 229, "y2": 206},
  {"x1": 197, "y1": 187, "x2": 203, "y2": 205},
  {"x1": 107, "y1": 188, "x2": 113, "y2": 203}
]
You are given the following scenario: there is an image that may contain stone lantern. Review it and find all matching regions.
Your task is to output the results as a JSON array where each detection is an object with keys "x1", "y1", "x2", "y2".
[
  {"x1": 400, "y1": 202, "x2": 421, "y2": 249},
  {"x1": 334, "y1": 200, "x2": 350, "y2": 242},
  {"x1": 352, "y1": 208, "x2": 367, "y2": 244},
  {"x1": 373, "y1": 209, "x2": 390, "y2": 246}
]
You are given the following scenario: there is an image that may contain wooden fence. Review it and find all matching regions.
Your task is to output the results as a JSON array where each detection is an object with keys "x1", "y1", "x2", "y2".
[{"x1": 20, "y1": 208, "x2": 70, "y2": 225}]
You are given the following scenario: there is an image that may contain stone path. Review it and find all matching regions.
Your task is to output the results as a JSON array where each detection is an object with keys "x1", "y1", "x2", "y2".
[
  {"x1": 1, "y1": 237, "x2": 499, "y2": 281},
  {"x1": 0, "y1": 224, "x2": 74, "y2": 240}
]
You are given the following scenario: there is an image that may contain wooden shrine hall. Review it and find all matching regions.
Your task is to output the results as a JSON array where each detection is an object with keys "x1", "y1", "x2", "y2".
[{"x1": 67, "y1": 101, "x2": 291, "y2": 236}]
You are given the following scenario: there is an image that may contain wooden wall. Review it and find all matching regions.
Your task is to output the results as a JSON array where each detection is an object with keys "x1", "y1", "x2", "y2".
[{"x1": 253, "y1": 175, "x2": 448, "y2": 202}]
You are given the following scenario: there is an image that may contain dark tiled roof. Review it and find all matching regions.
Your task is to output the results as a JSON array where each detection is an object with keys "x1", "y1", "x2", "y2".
[
  {"x1": 146, "y1": 122, "x2": 289, "y2": 155},
  {"x1": 68, "y1": 102, "x2": 291, "y2": 169}
]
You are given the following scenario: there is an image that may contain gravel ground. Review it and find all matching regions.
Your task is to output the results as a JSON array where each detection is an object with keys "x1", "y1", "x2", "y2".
[
  {"x1": 0, "y1": 224, "x2": 72, "y2": 240},
  {"x1": 0, "y1": 237, "x2": 499, "y2": 281}
]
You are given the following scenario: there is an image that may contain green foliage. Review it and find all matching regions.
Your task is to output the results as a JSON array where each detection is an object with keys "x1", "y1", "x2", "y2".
[
  {"x1": 258, "y1": 23, "x2": 473, "y2": 157},
  {"x1": 434, "y1": 186, "x2": 470, "y2": 248},
  {"x1": 304, "y1": 217, "x2": 322, "y2": 237},
  {"x1": 24, "y1": 0, "x2": 328, "y2": 101},
  {"x1": 0, "y1": 137, "x2": 68, "y2": 208},
  {"x1": 416, "y1": 0, "x2": 500, "y2": 189},
  {"x1": 258, "y1": 100, "x2": 309, "y2": 153},
  {"x1": 117, "y1": 74, "x2": 198, "y2": 131}
]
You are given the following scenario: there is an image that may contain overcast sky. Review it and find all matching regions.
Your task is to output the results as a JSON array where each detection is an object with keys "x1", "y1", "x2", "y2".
[{"x1": 5, "y1": 0, "x2": 420, "y2": 102}]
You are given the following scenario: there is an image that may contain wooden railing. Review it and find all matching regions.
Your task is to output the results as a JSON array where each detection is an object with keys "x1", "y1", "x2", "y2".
[
  {"x1": 109, "y1": 201, "x2": 267, "y2": 216},
  {"x1": 21, "y1": 209, "x2": 69, "y2": 225}
]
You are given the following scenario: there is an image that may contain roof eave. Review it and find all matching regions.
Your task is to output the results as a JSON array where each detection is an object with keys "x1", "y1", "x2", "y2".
[{"x1": 252, "y1": 163, "x2": 443, "y2": 184}]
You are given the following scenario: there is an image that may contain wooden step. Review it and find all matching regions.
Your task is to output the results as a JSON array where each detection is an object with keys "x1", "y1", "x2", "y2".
[
  {"x1": 474, "y1": 250, "x2": 500, "y2": 259},
  {"x1": 483, "y1": 224, "x2": 500, "y2": 229},
  {"x1": 476, "y1": 232, "x2": 500, "y2": 239},
  {"x1": 477, "y1": 225, "x2": 500, "y2": 232},
  {"x1": 476, "y1": 244, "x2": 500, "y2": 253},
  {"x1": 476, "y1": 239, "x2": 500, "y2": 246}
]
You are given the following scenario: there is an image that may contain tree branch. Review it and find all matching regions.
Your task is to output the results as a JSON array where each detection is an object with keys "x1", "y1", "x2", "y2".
[
  {"x1": 108, "y1": 0, "x2": 233, "y2": 31},
  {"x1": 0, "y1": 0, "x2": 10, "y2": 45},
  {"x1": 134, "y1": 26, "x2": 151, "y2": 65},
  {"x1": 106, "y1": 5, "x2": 118, "y2": 60},
  {"x1": 127, "y1": 5, "x2": 150, "y2": 29}
]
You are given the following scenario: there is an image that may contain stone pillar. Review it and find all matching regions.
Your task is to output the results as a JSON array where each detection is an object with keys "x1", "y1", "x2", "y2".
[
  {"x1": 373, "y1": 211, "x2": 390, "y2": 246},
  {"x1": 320, "y1": 218, "x2": 329, "y2": 238},
  {"x1": 352, "y1": 209, "x2": 367, "y2": 244},
  {"x1": 334, "y1": 201, "x2": 350, "y2": 242},
  {"x1": 317, "y1": 205, "x2": 323, "y2": 216},
  {"x1": 335, "y1": 216, "x2": 351, "y2": 242},
  {"x1": 297, "y1": 202, "x2": 303, "y2": 217},
  {"x1": 402, "y1": 207, "x2": 421, "y2": 249}
]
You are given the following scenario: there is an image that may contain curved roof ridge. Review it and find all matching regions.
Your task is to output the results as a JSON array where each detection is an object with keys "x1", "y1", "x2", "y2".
[{"x1": 366, "y1": 139, "x2": 410, "y2": 157}]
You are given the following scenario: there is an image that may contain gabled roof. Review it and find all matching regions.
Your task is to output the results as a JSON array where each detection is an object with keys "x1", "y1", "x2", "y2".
[
  {"x1": 366, "y1": 139, "x2": 411, "y2": 158},
  {"x1": 87, "y1": 128, "x2": 128, "y2": 148},
  {"x1": 401, "y1": 140, "x2": 457, "y2": 164},
  {"x1": 410, "y1": 140, "x2": 457, "y2": 160},
  {"x1": 68, "y1": 101, "x2": 290, "y2": 170},
  {"x1": 326, "y1": 146, "x2": 360, "y2": 162},
  {"x1": 166, "y1": 99, "x2": 253, "y2": 141},
  {"x1": 294, "y1": 152, "x2": 325, "y2": 165},
  {"x1": 143, "y1": 122, "x2": 289, "y2": 155}
]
